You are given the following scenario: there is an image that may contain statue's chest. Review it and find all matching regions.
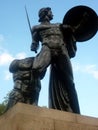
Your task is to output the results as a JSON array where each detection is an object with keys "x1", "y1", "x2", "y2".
[{"x1": 39, "y1": 25, "x2": 61, "y2": 37}]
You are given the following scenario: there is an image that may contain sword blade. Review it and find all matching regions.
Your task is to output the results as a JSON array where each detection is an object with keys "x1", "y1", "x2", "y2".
[{"x1": 25, "y1": 6, "x2": 32, "y2": 37}]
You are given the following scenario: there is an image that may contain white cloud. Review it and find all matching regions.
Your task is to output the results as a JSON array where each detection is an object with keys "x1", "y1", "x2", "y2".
[
  {"x1": 0, "y1": 50, "x2": 27, "y2": 66},
  {"x1": 0, "y1": 52, "x2": 14, "y2": 66},
  {"x1": 0, "y1": 49, "x2": 27, "y2": 81},
  {"x1": 0, "y1": 33, "x2": 27, "y2": 66},
  {"x1": 1, "y1": 52, "x2": 27, "y2": 81},
  {"x1": 72, "y1": 62, "x2": 98, "y2": 80}
]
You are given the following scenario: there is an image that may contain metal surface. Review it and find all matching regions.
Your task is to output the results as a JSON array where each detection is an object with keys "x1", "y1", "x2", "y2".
[{"x1": 63, "y1": 5, "x2": 98, "y2": 42}]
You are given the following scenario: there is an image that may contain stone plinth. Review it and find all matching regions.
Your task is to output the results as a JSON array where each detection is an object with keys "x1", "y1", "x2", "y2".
[{"x1": 0, "y1": 103, "x2": 98, "y2": 130}]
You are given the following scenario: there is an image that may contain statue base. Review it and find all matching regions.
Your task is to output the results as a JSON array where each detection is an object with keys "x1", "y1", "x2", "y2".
[{"x1": 0, "y1": 103, "x2": 98, "y2": 130}]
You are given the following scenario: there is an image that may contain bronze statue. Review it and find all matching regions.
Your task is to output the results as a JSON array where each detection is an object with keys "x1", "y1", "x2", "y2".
[
  {"x1": 5, "y1": 57, "x2": 46, "y2": 111},
  {"x1": 30, "y1": 6, "x2": 97, "y2": 114},
  {"x1": 30, "y1": 7, "x2": 80, "y2": 113},
  {"x1": 5, "y1": 5, "x2": 97, "y2": 114}
]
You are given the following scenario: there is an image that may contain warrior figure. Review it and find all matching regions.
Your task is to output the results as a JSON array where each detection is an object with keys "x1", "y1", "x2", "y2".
[{"x1": 31, "y1": 7, "x2": 80, "y2": 113}]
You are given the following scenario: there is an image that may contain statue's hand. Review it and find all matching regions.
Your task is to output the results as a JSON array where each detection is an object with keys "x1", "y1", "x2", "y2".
[{"x1": 30, "y1": 42, "x2": 38, "y2": 53}]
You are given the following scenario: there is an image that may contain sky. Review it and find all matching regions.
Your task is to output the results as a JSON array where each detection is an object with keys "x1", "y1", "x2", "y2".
[{"x1": 0, "y1": 0, "x2": 98, "y2": 118}]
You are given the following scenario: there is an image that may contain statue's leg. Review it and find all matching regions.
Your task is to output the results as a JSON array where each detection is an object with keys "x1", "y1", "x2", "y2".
[
  {"x1": 33, "y1": 45, "x2": 51, "y2": 73},
  {"x1": 30, "y1": 78, "x2": 41, "y2": 105}
]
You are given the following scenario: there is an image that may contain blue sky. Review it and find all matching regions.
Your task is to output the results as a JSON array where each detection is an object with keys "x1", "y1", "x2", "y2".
[{"x1": 0, "y1": 0, "x2": 98, "y2": 117}]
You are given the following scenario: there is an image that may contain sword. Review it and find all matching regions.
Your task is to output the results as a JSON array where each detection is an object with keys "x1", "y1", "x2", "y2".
[
  {"x1": 25, "y1": 6, "x2": 32, "y2": 37},
  {"x1": 25, "y1": 6, "x2": 37, "y2": 53}
]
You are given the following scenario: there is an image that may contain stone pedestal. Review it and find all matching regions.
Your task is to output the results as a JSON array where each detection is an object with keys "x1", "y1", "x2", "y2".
[{"x1": 0, "y1": 103, "x2": 98, "y2": 130}]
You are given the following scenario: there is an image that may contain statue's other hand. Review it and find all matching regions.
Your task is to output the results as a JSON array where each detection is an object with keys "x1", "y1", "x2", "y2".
[{"x1": 30, "y1": 43, "x2": 38, "y2": 53}]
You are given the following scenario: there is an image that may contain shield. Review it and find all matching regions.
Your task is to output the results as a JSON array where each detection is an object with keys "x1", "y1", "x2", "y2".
[{"x1": 63, "y1": 5, "x2": 98, "y2": 42}]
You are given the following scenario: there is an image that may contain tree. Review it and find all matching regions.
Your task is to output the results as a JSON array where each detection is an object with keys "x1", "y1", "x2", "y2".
[
  {"x1": 0, "y1": 92, "x2": 9, "y2": 115},
  {"x1": 0, "y1": 103, "x2": 6, "y2": 115}
]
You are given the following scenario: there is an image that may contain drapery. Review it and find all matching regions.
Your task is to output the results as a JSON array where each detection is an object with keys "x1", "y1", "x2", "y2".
[{"x1": 49, "y1": 62, "x2": 80, "y2": 114}]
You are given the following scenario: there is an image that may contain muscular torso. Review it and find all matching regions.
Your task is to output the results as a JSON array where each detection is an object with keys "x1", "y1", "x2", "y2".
[{"x1": 33, "y1": 23, "x2": 65, "y2": 49}]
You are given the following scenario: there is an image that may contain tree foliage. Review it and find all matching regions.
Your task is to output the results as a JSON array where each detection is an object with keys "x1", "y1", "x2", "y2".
[
  {"x1": 0, "y1": 103, "x2": 6, "y2": 115},
  {"x1": 0, "y1": 92, "x2": 9, "y2": 115}
]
